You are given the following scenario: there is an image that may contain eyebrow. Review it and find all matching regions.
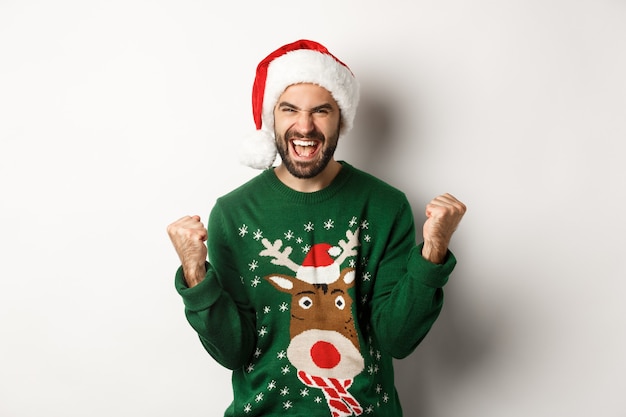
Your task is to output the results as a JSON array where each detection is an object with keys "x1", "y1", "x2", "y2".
[{"x1": 277, "y1": 101, "x2": 335, "y2": 113}]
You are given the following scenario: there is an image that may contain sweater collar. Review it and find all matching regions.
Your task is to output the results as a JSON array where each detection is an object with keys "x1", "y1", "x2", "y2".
[{"x1": 263, "y1": 161, "x2": 354, "y2": 204}]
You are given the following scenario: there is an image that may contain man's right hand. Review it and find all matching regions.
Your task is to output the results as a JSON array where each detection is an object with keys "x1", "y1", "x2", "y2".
[{"x1": 167, "y1": 215, "x2": 208, "y2": 287}]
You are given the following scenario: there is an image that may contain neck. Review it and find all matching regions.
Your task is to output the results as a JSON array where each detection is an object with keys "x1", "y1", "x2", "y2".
[{"x1": 274, "y1": 160, "x2": 342, "y2": 193}]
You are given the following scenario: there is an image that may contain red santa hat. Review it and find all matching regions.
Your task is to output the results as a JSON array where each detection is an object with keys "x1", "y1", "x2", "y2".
[
  {"x1": 240, "y1": 39, "x2": 360, "y2": 169},
  {"x1": 296, "y1": 243, "x2": 342, "y2": 285}
]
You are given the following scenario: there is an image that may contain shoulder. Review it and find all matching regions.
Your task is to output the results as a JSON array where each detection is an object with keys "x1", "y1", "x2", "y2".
[
  {"x1": 343, "y1": 163, "x2": 408, "y2": 202},
  {"x1": 215, "y1": 170, "x2": 272, "y2": 206}
]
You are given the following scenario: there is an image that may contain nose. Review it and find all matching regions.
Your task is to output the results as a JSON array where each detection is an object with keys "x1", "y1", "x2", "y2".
[
  {"x1": 294, "y1": 111, "x2": 315, "y2": 135},
  {"x1": 310, "y1": 340, "x2": 341, "y2": 369}
]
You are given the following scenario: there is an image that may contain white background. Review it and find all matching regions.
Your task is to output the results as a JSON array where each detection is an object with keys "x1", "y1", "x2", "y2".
[{"x1": 1, "y1": 1, "x2": 625, "y2": 416}]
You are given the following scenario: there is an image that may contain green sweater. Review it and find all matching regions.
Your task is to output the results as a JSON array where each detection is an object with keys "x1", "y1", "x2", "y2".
[{"x1": 175, "y1": 162, "x2": 456, "y2": 417}]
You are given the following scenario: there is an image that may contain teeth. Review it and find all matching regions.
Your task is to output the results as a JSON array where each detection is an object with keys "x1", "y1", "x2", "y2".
[{"x1": 293, "y1": 139, "x2": 316, "y2": 147}]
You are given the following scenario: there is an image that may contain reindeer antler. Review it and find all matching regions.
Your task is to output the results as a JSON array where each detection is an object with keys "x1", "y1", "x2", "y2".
[
  {"x1": 260, "y1": 239, "x2": 300, "y2": 273},
  {"x1": 334, "y1": 229, "x2": 360, "y2": 266}
]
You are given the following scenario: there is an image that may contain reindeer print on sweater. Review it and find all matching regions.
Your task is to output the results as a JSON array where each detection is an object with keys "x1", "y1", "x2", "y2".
[
  {"x1": 238, "y1": 216, "x2": 380, "y2": 417},
  {"x1": 261, "y1": 229, "x2": 365, "y2": 416}
]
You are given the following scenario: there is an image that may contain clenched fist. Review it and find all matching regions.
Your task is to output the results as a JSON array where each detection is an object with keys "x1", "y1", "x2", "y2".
[
  {"x1": 167, "y1": 215, "x2": 208, "y2": 287},
  {"x1": 422, "y1": 193, "x2": 466, "y2": 264}
]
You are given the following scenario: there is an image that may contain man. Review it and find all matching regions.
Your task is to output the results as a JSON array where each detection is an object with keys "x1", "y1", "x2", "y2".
[{"x1": 167, "y1": 39, "x2": 466, "y2": 417}]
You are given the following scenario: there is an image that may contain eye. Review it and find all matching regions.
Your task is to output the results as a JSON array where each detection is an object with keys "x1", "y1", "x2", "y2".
[
  {"x1": 312, "y1": 107, "x2": 332, "y2": 117},
  {"x1": 279, "y1": 106, "x2": 297, "y2": 113},
  {"x1": 299, "y1": 296, "x2": 313, "y2": 309},
  {"x1": 335, "y1": 295, "x2": 346, "y2": 310}
]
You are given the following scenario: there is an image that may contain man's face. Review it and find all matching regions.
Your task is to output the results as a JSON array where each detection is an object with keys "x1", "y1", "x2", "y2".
[{"x1": 273, "y1": 83, "x2": 341, "y2": 179}]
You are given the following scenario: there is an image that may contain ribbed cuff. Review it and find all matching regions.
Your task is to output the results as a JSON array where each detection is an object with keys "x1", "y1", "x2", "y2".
[
  {"x1": 174, "y1": 262, "x2": 222, "y2": 311},
  {"x1": 407, "y1": 243, "x2": 457, "y2": 288}
]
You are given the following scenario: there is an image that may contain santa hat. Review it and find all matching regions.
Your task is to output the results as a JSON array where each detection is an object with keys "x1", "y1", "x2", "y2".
[
  {"x1": 297, "y1": 243, "x2": 342, "y2": 285},
  {"x1": 240, "y1": 39, "x2": 360, "y2": 169}
]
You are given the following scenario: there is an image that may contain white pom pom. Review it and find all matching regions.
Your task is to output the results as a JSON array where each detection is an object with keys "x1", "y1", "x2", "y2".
[
  {"x1": 328, "y1": 246, "x2": 341, "y2": 257},
  {"x1": 239, "y1": 130, "x2": 277, "y2": 170}
]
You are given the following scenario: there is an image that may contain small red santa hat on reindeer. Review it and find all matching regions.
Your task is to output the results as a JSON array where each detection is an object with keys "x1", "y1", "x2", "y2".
[
  {"x1": 240, "y1": 39, "x2": 360, "y2": 169},
  {"x1": 297, "y1": 243, "x2": 342, "y2": 285}
]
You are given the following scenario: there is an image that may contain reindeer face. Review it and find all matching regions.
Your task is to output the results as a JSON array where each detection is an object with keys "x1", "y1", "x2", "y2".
[{"x1": 266, "y1": 268, "x2": 364, "y2": 379}]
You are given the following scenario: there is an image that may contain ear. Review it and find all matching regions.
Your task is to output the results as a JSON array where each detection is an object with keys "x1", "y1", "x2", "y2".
[{"x1": 266, "y1": 274, "x2": 296, "y2": 292}]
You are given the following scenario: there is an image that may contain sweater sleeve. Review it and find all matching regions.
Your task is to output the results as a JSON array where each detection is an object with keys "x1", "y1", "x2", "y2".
[
  {"x1": 369, "y1": 201, "x2": 456, "y2": 359},
  {"x1": 174, "y1": 203, "x2": 257, "y2": 370}
]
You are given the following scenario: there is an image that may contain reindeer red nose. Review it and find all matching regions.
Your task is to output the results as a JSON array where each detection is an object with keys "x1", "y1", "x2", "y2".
[{"x1": 310, "y1": 341, "x2": 341, "y2": 369}]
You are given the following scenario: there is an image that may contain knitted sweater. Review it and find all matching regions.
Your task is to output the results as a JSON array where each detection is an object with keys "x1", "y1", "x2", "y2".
[{"x1": 175, "y1": 162, "x2": 456, "y2": 417}]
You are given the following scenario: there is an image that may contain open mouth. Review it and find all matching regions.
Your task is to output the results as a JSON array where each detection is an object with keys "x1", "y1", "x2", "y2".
[{"x1": 291, "y1": 139, "x2": 320, "y2": 158}]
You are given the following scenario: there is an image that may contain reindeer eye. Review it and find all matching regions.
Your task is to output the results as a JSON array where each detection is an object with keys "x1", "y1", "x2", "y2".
[
  {"x1": 335, "y1": 295, "x2": 346, "y2": 310},
  {"x1": 299, "y1": 296, "x2": 313, "y2": 309}
]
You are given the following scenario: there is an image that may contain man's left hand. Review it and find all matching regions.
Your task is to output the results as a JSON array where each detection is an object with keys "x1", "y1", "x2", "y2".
[{"x1": 422, "y1": 193, "x2": 467, "y2": 264}]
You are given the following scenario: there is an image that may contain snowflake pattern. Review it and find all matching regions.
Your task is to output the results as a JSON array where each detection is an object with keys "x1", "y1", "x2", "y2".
[
  {"x1": 281, "y1": 365, "x2": 291, "y2": 375},
  {"x1": 277, "y1": 350, "x2": 287, "y2": 360},
  {"x1": 284, "y1": 230, "x2": 295, "y2": 240},
  {"x1": 357, "y1": 344, "x2": 390, "y2": 409},
  {"x1": 323, "y1": 219, "x2": 334, "y2": 230},
  {"x1": 253, "y1": 229, "x2": 263, "y2": 241},
  {"x1": 248, "y1": 260, "x2": 259, "y2": 271},
  {"x1": 254, "y1": 348, "x2": 262, "y2": 358},
  {"x1": 243, "y1": 403, "x2": 252, "y2": 413},
  {"x1": 255, "y1": 393, "x2": 264, "y2": 403},
  {"x1": 238, "y1": 225, "x2": 249, "y2": 237},
  {"x1": 263, "y1": 306, "x2": 271, "y2": 314},
  {"x1": 251, "y1": 276, "x2": 261, "y2": 287},
  {"x1": 267, "y1": 380, "x2": 277, "y2": 391},
  {"x1": 304, "y1": 222, "x2": 314, "y2": 232},
  {"x1": 258, "y1": 326, "x2": 268, "y2": 337},
  {"x1": 360, "y1": 220, "x2": 369, "y2": 230},
  {"x1": 279, "y1": 302, "x2": 289, "y2": 312},
  {"x1": 300, "y1": 388, "x2": 310, "y2": 397},
  {"x1": 280, "y1": 387, "x2": 290, "y2": 396},
  {"x1": 283, "y1": 401, "x2": 293, "y2": 410}
]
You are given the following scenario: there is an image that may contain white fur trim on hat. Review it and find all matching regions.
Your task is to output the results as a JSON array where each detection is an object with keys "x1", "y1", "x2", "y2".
[
  {"x1": 296, "y1": 263, "x2": 341, "y2": 285},
  {"x1": 261, "y1": 49, "x2": 360, "y2": 139}
]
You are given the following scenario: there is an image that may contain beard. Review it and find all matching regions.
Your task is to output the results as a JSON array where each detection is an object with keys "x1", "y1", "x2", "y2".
[{"x1": 275, "y1": 126, "x2": 339, "y2": 179}]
